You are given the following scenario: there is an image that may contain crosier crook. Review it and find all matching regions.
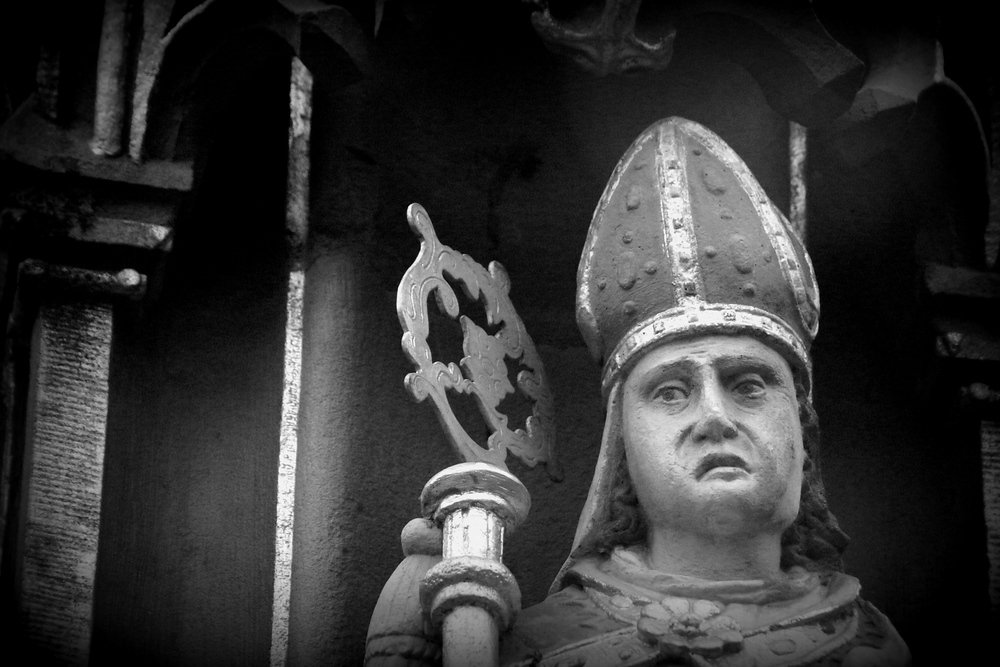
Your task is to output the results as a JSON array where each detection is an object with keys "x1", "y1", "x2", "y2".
[{"x1": 395, "y1": 203, "x2": 557, "y2": 667}]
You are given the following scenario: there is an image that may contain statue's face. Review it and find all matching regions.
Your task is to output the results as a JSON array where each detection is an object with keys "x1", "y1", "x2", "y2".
[{"x1": 621, "y1": 335, "x2": 804, "y2": 538}]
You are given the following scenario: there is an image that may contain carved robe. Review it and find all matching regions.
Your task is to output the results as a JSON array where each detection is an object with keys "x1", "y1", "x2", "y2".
[{"x1": 499, "y1": 547, "x2": 910, "y2": 666}]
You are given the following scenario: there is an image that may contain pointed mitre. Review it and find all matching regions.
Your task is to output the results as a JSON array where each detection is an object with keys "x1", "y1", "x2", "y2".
[{"x1": 576, "y1": 117, "x2": 820, "y2": 396}]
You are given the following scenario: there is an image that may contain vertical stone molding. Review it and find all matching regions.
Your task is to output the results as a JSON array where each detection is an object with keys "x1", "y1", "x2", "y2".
[
  {"x1": 19, "y1": 300, "x2": 113, "y2": 663},
  {"x1": 91, "y1": 0, "x2": 129, "y2": 156},
  {"x1": 271, "y1": 55, "x2": 313, "y2": 667},
  {"x1": 983, "y1": 420, "x2": 1000, "y2": 616},
  {"x1": 789, "y1": 121, "x2": 807, "y2": 239},
  {"x1": 271, "y1": 271, "x2": 304, "y2": 667}
]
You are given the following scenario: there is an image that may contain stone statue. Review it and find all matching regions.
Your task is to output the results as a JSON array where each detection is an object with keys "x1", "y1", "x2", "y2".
[{"x1": 368, "y1": 117, "x2": 910, "y2": 667}]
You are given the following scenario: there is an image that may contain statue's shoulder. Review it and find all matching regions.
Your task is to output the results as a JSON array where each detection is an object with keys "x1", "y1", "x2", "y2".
[
  {"x1": 829, "y1": 598, "x2": 911, "y2": 667},
  {"x1": 499, "y1": 584, "x2": 632, "y2": 666},
  {"x1": 738, "y1": 574, "x2": 911, "y2": 667},
  {"x1": 737, "y1": 575, "x2": 911, "y2": 667}
]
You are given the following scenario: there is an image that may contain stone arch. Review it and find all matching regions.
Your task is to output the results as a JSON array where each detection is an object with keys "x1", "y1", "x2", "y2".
[{"x1": 132, "y1": 0, "x2": 365, "y2": 162}]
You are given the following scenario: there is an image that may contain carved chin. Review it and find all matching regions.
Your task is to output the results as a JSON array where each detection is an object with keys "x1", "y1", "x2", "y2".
[
  {"x1": 697, "y1": 491, "x2": 801, "y2": 537},
  {"x1": 694, "y1": 472, "x2": 802, "y2": 530}
]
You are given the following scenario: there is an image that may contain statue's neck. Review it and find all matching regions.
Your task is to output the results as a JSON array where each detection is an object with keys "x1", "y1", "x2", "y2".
[{"x1": 645, "y1": 527, "x2": 785, "y2": 581}]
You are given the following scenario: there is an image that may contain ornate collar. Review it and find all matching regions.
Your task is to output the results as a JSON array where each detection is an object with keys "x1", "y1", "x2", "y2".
[{"x1": 546, "y1": 547, "x2": 862, "y2": 665}]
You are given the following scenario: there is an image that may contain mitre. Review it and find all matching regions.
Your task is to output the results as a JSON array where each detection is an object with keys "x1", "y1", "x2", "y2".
[{"x1": 575, "y1": 117, "x2": 820, "y2": 398}]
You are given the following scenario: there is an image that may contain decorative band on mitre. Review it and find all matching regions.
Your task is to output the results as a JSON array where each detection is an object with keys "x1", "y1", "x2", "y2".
[{"x1": 600, "y1": 302, "x2": 812, "y2": 397}]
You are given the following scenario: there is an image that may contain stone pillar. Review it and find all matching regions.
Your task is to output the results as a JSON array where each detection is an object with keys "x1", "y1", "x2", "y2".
[
  {"x1": 6, "y1": 262, "x2": 144, "y2": 664},
  {"x1": 91, "y1": 0, "x2": 130, "y2": 156},
  {"x1": 981, "y1": 412, "x2": 1000, "y2": 623}
]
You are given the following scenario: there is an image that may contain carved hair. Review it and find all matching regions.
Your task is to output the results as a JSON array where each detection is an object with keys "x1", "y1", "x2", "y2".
[{"x1": 584, "y1": 382, "x2": 849, "y2": 572}]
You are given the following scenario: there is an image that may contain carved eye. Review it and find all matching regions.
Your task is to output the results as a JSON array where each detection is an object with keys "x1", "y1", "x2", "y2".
[
  {"x1": 731, "y1": 375, "x2": 766, "y2": 401},
  {"x1": 653, "y1": 383, "x2": 689, "y2": 405}
]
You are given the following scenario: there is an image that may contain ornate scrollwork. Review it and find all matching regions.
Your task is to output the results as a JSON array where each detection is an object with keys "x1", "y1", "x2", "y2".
[{"x1": 397, "y1": 203, "x2": 558, "y2": 476}]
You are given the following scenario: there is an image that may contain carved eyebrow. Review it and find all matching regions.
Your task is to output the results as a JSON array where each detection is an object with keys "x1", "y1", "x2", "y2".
[
  {"x1": 634, "y1": 359, "x2": 697, "y2": 392},
  {"x1": 712, "y1": 354, "x2": 787, "y2": 384},
  {"x1": 631, "y1": 352, "x2": 790, "y2": 393}
]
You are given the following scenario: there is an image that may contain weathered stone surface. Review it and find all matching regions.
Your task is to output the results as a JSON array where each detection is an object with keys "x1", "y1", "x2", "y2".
[
  {"x1": 20, "y1": 261, "x2": 145, "y2": 300},
  {"x1": 91, "y1": 0, "x2": 129, "y2": 157},
  {"x1": 0, "y1": 102, "x2": 193, "y2": 191},
  {"x1": 20, "y1": 300, "x2": 113, "y2": 664},
  {"x1": 983, "y1": 420, "x2": 1000, "y2": 614},
  {"x1": 925, "y1": 262, "x2": 1000, "y2": 302},
  {"x1": 127, "y1": 0, "x2": 186, "y2": 161}
]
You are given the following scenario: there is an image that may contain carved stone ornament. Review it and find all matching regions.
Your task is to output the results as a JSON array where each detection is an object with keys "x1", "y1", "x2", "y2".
[
  {"x1": 396, "y1": 203, "x2": 557, "y2": 474},
  {"x1": 528, "y1": 0, "x2": 675, "y2": 76}
]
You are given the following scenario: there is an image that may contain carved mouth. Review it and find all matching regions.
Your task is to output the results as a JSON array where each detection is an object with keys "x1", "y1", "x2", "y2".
[{"x1": 695, "y1": 453, "x2": 750, "y2": 480}]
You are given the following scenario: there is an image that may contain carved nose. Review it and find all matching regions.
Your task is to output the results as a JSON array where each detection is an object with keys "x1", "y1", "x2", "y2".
[{"x1": 692, "y1": 390, "x2": 738, "y2": 443}]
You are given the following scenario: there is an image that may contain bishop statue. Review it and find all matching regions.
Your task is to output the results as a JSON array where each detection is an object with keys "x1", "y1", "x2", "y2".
[{"x1": 367, "y1": 117, "x2": 911, "y2": 667}]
